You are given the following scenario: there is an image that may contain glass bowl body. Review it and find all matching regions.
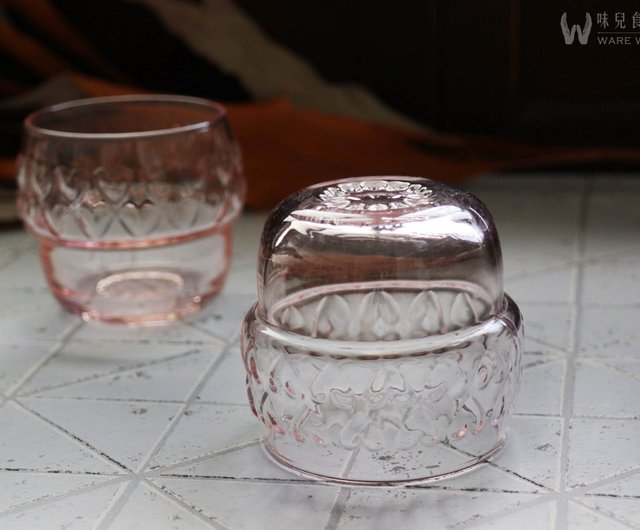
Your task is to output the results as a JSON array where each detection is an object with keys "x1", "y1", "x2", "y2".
[
  {"x1": 243, "y1": 296, "x2": 522, "y2": 485},
  {"x1": 241, "y1": 176, "x2": 523, "y2": 484},
  {"x1": 17, "y1": 95, "x2": 245, "y2": 324}
]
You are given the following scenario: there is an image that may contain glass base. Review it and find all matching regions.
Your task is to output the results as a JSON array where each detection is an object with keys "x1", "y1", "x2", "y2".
[
  {"x1": 55, "y1": 268, "x2": 225, "y2": 326},
  {"x1": 263, "y1": 433, "x2": 507, "y2": 486},
  {"x1": 39, "y1": 227, "x2": 231, "y2": 326}
]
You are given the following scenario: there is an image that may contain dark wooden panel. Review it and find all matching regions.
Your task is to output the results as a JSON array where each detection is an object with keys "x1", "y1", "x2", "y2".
[
  {"x1": 357, "y1": 2, "x2": 441, "y2": 126},
  {"x1": 440, "y1": 0, "x2": 640, "y2": 144},
  {"x1": 235, "y1": 0, "x2": 361, "y2": 82},
  {"x1": 440, "y1": 1, "x2": 516, "y2": 133},
  {"x1": 236, "y1": 0, "x2": 441, "y2": 126},
  {"x1": 513, "y1": 0, "x2": 640, "y2": 144}
]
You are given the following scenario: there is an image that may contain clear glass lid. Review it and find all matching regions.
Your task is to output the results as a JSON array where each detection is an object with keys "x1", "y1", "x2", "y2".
[{"x1": 257, "y1": 176, "x2": 504, "y2": 340}]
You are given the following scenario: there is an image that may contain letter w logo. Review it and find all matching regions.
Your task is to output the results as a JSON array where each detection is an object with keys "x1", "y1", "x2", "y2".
[{"x1": 560, "y1": 12, "x2": 592, "y2": 45}]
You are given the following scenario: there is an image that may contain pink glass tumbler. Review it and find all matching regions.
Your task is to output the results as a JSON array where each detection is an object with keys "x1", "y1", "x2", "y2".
[
  {"x1": 242, "y1": 177, "x2": 523, "y2": 485},
  {"x1": 17, "y1": 95, "x2": 245, "y2": 324}
]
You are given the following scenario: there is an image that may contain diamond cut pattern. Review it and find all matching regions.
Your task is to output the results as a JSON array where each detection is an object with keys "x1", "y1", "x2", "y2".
[{"x1": 17, "y1": 128, "x2": 243, "y2": 243}]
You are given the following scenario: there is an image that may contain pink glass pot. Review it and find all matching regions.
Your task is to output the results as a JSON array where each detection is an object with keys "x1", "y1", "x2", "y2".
[
  {"x1": 241, "y1": 177, "x2": 523, "y2": 485},
  {"x1": 17, "y1": 95, "x2": 245, "y2": 324}
]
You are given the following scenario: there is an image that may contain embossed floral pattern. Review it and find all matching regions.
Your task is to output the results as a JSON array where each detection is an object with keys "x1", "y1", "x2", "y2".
[
  {"x1": 243, "y1": 294, "x2": 522, "y2": 481},
  {"x1": 273, "y1": 285, "x2": 492, "y2": 340},
  {"x1": 18, "y1": 130, "x2": 243, "y2": 242},
  {"x1": 318, "y1": 180, "x2": 433, "y2": 212}
]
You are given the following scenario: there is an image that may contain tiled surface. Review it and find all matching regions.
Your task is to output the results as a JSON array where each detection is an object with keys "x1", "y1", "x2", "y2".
[{"x1": 0, "y1": 173, "x2": 639, "y2": 529}]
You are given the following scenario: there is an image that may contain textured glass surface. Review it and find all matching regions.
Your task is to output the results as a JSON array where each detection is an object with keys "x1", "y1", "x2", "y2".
[
  {"x1": 242, "y1": 177, "x2": 523, "y2": 484},
  {"x1": 258, "y1": 178, "x2": 503, "y2": 325},
  {"x1": 17, "y1": 95, "x2": 245, "y2": 324}
]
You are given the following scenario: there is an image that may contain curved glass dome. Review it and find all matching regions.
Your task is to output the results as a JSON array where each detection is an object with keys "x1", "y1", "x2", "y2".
[{"x1": 257, "y1": 177, "x2": 504, "y2": 340}]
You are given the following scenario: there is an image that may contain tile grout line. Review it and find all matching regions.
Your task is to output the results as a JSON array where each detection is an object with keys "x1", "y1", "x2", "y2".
[
  {"x1": 565, "y1": 466, "x2": 640, "y2": 498},
  {"x1": 0, "y1": 468, "x2": 123, "y2": 476},
  {"x1": 145, "y1": 438, "x2": 261, "y2": 476},
  {"x1": 581, "y1": 358, "x2": 640, "y2": 384},
  {"x1": 504, "y1": 259, "x2": 577, "y2": 282},
  {"x1": 556, "y1": 414, "x2": 640, "y2": 421},
  {"x1": 138, "y1": 339, "x2": 241, "y2": 468},
  {"x1": 321, "y1": 446, "x2": 363, "y2": 529},
  {"x1": 18, "y1": 395, "x2": 252, "y2": 408},
  {"x1": 555, "y1": 177, "x2": 590, "y2": 529},
  {"x1": 12, "y1": 399, "x2": 132, "y2": 474},
  {"x1": 0, "y1": 334, "x2": 232, "y2": 521},
  {"x1": 148, "y1": 473, "x2": 332, "y2": 488},
  {"x1": 143, "y1": 480, "x2": 227, "y2": 530},
  {"x1": 323, "y1": 488, "x2": 351, "y2": 530},
  {"x1": 93, "y1": 339, "x2": 239, "y2": 529},
  {"x1": 583, "y1": 493, "x2": 640, "y2": 500},
  {"x1": 524, "y1": 335, "x2": 571, "y2": 356},
  {"x1": 520, "y1": 354, "x2": 565, "y2": 368},
  {"x1": 89, "y1": 481, "x2": 132, "y2": 530},
  {"x1": 575, "y1": 354, "x2": 640, "y2": 361},
  {"x1": 64, "y1": 338, "x2": 225, "y2": 346},
  {"x1": 185, "y1": 319, "x2": 240, "y2": 344},
  {"x1": 0, "y1": 294, "x2": 240, "y2": 522},
  {"x1": 437, "y1": 441, "x2": 553, "y2": 494},
  {"x1": 5, "y1": 321, "x2": 82, "y2": 398},
  {"x1": 452, "y1": 491, "x2": 558, "y2": 529},
  {"x1": 23, "y1": 396, "x2": 187, "y2": 404},
  {"x1": 0, "y1": 475, "x2": 130, "y2": 520},
  {"x1": 568, "y1": 496, "x2": 639, "y2": 529},
  {"x1": 481, "y1": 461, "x2": 552, "y2": 493},
  {"x1": 504, "y1": 242, "x2": 640, "y2": 284},
  {"x1": 17, "y1": 346, "x2": 207, "y2": 397},
  {"x1": 149, "y1": 471, "x2": 552, "y2": 495}
]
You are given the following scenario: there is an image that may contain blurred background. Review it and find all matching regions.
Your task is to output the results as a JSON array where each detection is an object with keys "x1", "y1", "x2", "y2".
[{"x1": 1, "y1": 0, "x2": 639, "y2": 217}]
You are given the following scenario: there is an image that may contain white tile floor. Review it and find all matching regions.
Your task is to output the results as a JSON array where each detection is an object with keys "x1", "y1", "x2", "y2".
[{"x1": 0, "y1": 173, "x2": 639, "y2": 529}]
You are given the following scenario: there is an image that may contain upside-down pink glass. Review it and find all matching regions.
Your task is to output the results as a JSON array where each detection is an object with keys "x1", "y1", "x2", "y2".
[
  {"x1": 241, "y1": 177, "x2": 523, "y2": 485},
  {"x1": 17, "y1": 95, "x2": 245, "y2": 324}
]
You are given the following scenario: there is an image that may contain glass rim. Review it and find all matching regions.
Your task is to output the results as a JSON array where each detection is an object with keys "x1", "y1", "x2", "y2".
[
  {"x1": 24, "y1": 94, "x2": 228, "y2": 141},
  {"x1": 248, "y1": 295, "x2": 520, "y2": 359}
]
